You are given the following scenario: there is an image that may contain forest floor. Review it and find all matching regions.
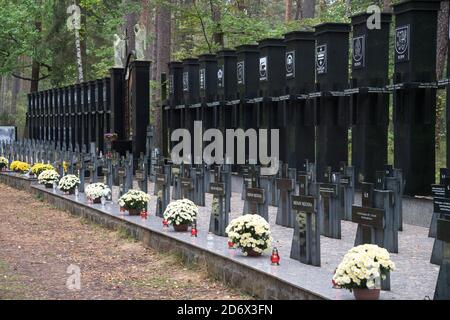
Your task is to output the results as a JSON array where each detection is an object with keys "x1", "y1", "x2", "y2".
[{"x1": 0, "y1": 184, "x2": 249, "y2": 300}]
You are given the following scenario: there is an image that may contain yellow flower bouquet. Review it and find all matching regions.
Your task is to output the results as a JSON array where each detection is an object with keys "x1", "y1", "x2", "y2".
[
  {"x1": 31, "y1": 163, "x2": 55, "y2": 176},
  {"x1": 10, "y1": 161, "x2": 31, "y2": 174}
]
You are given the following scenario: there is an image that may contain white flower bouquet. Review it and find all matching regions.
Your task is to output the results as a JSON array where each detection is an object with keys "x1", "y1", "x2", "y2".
[
  {"x1": 333, "y1": 244, "x2": 395, "y2": 291},
  {"x1": 118, "y1": 190, "x2": 150, "y2": 211},
  {"x1": 225, "y1": 214, "x2": 272, "y2": 256},
  {"x1": 163, "y1": 199, "x2": 198, "y2": 227},
  {"x1": 0, "y1": 156, "x2": 8, "y2": 171},
  {"x1": 0, "y1": 157, "x2": 9, "y2": 171},
  {"x1": 58, "y1": 175, "x2": 80, "y2": 193},
  {"x1": 38, "y1": 169, "x2": 60, "y2": 186},
  {"x1": 85, "y1": 183, "x2": 111, "y2": 202}
]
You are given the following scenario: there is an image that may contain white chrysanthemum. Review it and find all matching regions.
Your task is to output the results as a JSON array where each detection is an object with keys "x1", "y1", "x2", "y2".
[
  {"x1": 333, "y1": 244, "x2": 395, "y2": 291},
  {"x1": 0, "y1": 156, "x2": 8, "y2": 167},
  {"x1": 85, "y1": 183, "x2": 111, "y2": 200},
  {"x1": 118, "y1": 189, "x2": 150, "y2": 210},
  {"x1": 225, "y1": 214, "x2": 272, "y2": 255},
  {"x1": 38, "y1": 169, "x2": 60, "y2": 185},
  {"x1": 58, "y1": 174, "x2": 80, "y2": 192},
  {"x1": 163, "y1": 199, "x2": 198, "y2": 226}
]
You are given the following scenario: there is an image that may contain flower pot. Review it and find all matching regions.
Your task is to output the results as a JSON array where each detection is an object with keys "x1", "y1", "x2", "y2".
[
  {"x1": 353, "y1": 289, "x2": 380, "y2": 300},
  {"x1": 92, "y1": 198, "x2": 102, "y2": 204},
  {"x1": 45, "y1": 184, "x2": 53, "y2": 189},
  {"x1": 173, "y1": 224, "x2": 189, "y2": 232},
  {"x1": 245, "y1": 249, "x2": 262, "y2": 257},
  {"x1": 128, "y1": 209, "x2": 141, "y2": 216},
  {"x1": 67, "y1": 188, "x2": 76, "y2": 195}
]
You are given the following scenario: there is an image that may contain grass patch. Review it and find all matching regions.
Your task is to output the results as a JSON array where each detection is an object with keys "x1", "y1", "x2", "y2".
[
  {"x1": 34, "y1": 193, "x2": 44, "y2": 202},
  {"x1": 116, "y1": 226, "x2": 136, "y2": 242},
  {"x1": 0, "y1": 259, "x2": 28, "y2": 300}
]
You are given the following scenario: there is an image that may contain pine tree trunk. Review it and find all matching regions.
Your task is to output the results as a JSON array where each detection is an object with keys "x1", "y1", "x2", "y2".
[
  {"x1": 211, "y1": 1, "x2": 224, "y2": 47},
  {"x1": 0, "y1": 76, "x2": 4, "y2": 113},
  {"x1": 295, "y1": 0, "x2": 302, "y2": 20},
  {"x1": 435, "y1": 0, "x2": 449, "y2": 150},
  {"x1": 302, "y1": 0, "x2": 316, "y2": 18},
  {"x1": 285, "y1": 0, "x2": 293, "y2": 22},
  {"x1": 30, "y1": 58, "x2": 40, "y2": 93},
  {"x1": 10, "y1": 73, "x2": 20, "y2": 115},
  {"x1": 436, "y1": 0, "x2": 449, "y2": 80},
  {"x1": 154, "y1": 1, "x2": 171, "y2": 150}
]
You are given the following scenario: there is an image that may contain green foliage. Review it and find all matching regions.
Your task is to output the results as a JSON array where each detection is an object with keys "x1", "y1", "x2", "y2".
[{"x1": 0, "y1": 0, "x2": 136, "y2": 88}]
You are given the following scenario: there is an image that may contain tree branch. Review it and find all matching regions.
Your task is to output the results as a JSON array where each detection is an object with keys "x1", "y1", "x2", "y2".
[
  {"x1": 193, "y1": 0, "x2": 212, "y2": 53},
  {"x1": 11, "y1": 73, "x2": 49, "y2": 82}
]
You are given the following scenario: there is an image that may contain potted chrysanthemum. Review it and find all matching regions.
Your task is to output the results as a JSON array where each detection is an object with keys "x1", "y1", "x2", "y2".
[
  {"x1": 85, "y1": 183, "x2": 111, "y2": 204},
  {"x1": 118, "y1": 190, "x2": 151, "y2": 216},
  {"x1": 31, "y1": 163, "x2": 54, "y2": 177},
  {"x1": 332, "y1": 244, "x2": 396, "y2": 300},
  {"x1": 225, "y1": 214, "x2": 272, "y2": 257},
  {"x1": 58, "y1": 174, "x2": 81, "y2": 195},
  {"x1": 10, "y1": 161, "x2": 30, "y2": 174},
  {"x1": 0, "y1": 156, "x2": 8, "y2": 171},
  {"x1": 163, "y1": 199, "x2": 198, "y2": 232},
  {"x1": 38, "y1": 169, "x2": 60, "y2": 188}
]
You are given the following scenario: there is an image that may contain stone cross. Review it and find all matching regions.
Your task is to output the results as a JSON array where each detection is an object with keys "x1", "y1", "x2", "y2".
[
  {"x1": 117, "y1": 158, "x2": 127, "y2": 197},
  {"x1": 145, "y1": 126, "x2": 154, "y2": 179},
  {"x1": 152, "y1": 157, "x2": 163, "y2": 196},
  {"x1": 203, "y1": 164, "x2": 211, "y2": 193},
  {"x1": 171, "y1": 164, "x2": 182, "y2": 200},
  {"x1": 297, "y1": 160, "x2": 317, "y2": 197},
  {"x1": 351, "y1": 182, "x2": 393, "y2": 290},
  {"x1": 155, "y1": 163, "x2": 170, "y2": 218},
  {"x1": 180, "y1": 164, "x2": 194, "y2": 201},
  {"x1": 383, "y1": 165, "x2": 404, "y2": 231},
  {"x1": 338, "y1": 162, "x2": 355, "y2": 221},
  {"x1": 375, "y1": 166, "x2": 403, "y2": 232},
  {"x1": 56, "y1": 150, "x2": 65, "y2": 177},
  {"x1": 87, "y1": 154, "x2": 98, "y2": 183},
  {"x1": 75, "y1": 152, "x2": 88, "y2": 193},
  {"x1": 434, "y1": 218, "x2": 450, "y2": 299},
  {"x1": 355, "y1": 182, "x2": 398, "y2": 252},
  {"x1": 290, "y1": 194, "x2": 320, "y2": 266},
  {"x1": 241, "y1": 165, "x2": 251, "y2": 201},
  {"x1": 135, "y1": 153, "x2": 148, "y2": 193},
  {"x1": 209, "y1": 165, "x2": 231, "y2": 236},
  {"x1": 431, "y1": 194, "x2": 450, "y2": 265},
  {"x1": 430, "y1": 168, "x2": 450, "y2": 238},
  {"x1": 268, "y1": 162, "x2": 282, "y2": 207},
  {"x1": 192, "y1": 164, "x2": 206, "y2": 206},
  {"x1": 275, "y1": 163, "x2": 296, "y2": 228},
  {"x1": 124, "y1": 152, "x2": 134, "y2": 193},
  {"x1": 101, "y1": 156, "x2": 113, "y2": 192},
  {"x1": 243, "y1": 165, "x2": 269, "y2": 221},
  {"x1": 318, "y1": 167, "x2": 341, "y2": 239}
]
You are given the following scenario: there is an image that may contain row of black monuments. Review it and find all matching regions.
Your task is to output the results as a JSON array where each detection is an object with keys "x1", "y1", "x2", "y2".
[
  {"x1": 26, "y1": 54, "x2": 151, "y2": 166},
  {"x1": 162, "y1": 1, "x2": 446, "y2": 196},
  {"x1": 26, "y1": 78, "x2": 111, "y2": 154}
]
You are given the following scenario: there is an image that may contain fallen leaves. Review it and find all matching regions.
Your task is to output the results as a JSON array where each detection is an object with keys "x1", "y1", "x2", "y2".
[{"x1": 0, "y1": 183, "x2": 248, "y2": 300}]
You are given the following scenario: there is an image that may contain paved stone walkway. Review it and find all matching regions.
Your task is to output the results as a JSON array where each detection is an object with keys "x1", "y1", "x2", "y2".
[{"x1": 116, "y1": 179, "x2": 439, "y2": 300}]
